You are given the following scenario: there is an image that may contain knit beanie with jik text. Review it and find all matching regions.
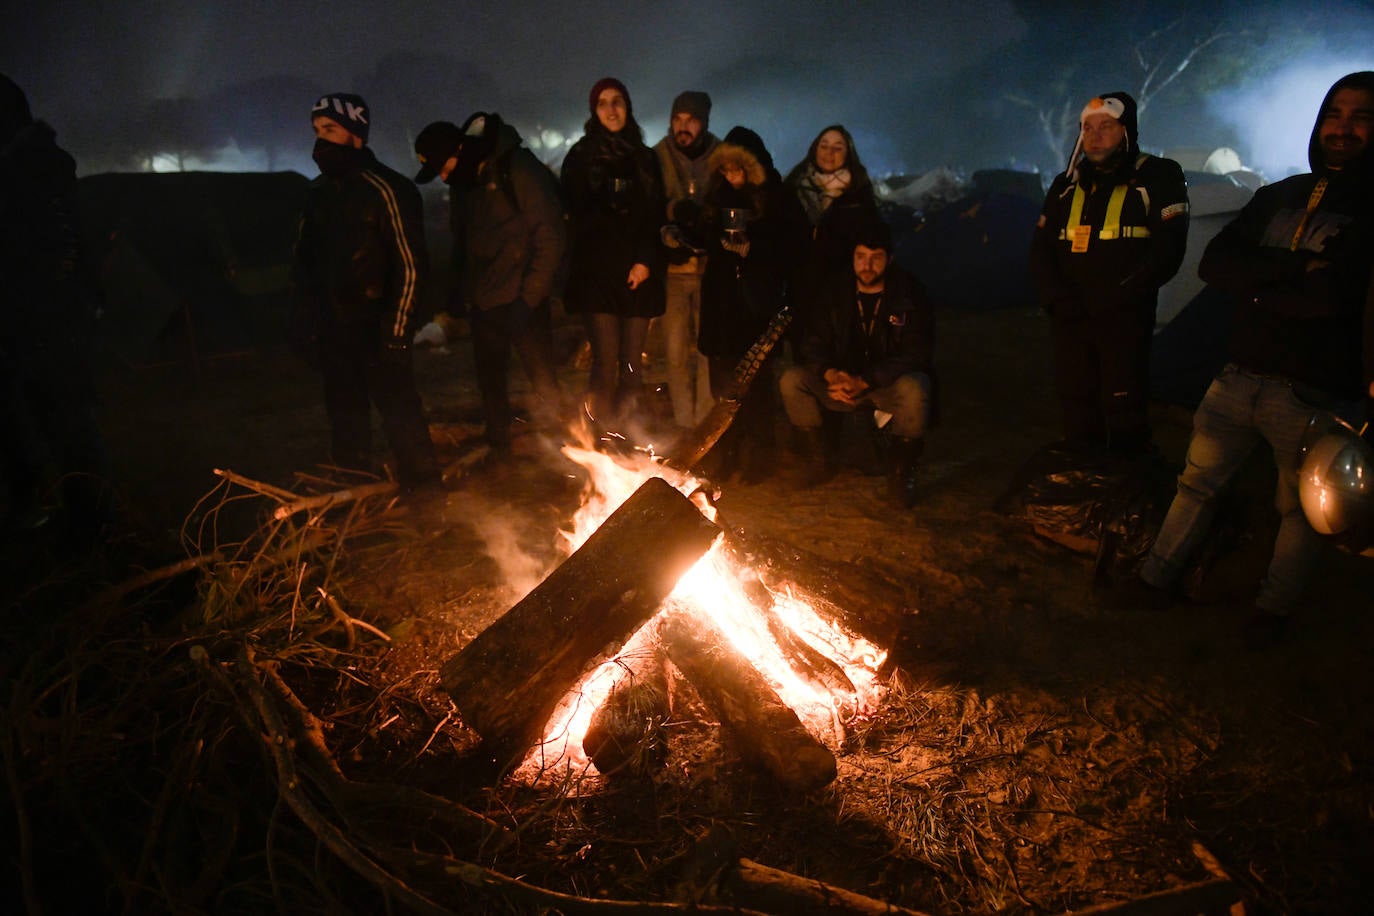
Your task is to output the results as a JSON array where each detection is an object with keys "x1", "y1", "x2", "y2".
[{"x1": 312, "y1": 93, "x2": 370, "y2": 143}]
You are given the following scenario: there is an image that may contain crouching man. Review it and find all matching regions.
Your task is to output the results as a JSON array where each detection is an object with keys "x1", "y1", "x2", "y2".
[{"x1": 779, "y1": 220, "x2": 936, "y2": 507}]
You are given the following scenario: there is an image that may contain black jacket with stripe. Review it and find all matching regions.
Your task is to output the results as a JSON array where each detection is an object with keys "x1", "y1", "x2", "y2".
[
  {"x1": 293, "y1": 149, "x2": 429, "y2": 342},
  {"x1": 1030, "y1": 152, "x2": 1189, "y2": 321}
]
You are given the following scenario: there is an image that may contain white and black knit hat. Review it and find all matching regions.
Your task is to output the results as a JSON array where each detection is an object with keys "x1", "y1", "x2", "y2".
[{"x1": 311, "y1": 93, "x2": 370, "y2": 143}]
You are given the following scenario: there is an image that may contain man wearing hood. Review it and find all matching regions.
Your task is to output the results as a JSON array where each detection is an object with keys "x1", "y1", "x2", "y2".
[
  {"x1": 655, "y1": 91, "x2": 719, "y2": 430},
  {"x1": 0, "y1": 74, "x2": 109, "y2": 551},
  {"x1": 414, "y1": 113, "x2": 567, "y2": 456},
  {"x1": 1030, "y1": 91, "x2": 1190, "y2": 456},
  {"x1": 1130, "y1": 72, "x2": 1374, "y2": 647},
  {"x1": 292, "y1": 93, "x2": 439, "y2": 492}
]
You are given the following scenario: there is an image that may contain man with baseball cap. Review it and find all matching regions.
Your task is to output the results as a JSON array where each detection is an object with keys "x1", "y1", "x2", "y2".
[
  {"x1": 1030, "y1": 91, "x2": 1189, "y2": 456},
  {"x1": 413, "y1": 112, "x2": 567, "y2": 457},
  {"x1": 291, "y1": 92, "x2": 439, "y2": 491}
]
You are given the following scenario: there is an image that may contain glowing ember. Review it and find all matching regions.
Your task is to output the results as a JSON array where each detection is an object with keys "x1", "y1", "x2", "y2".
[{"x1": 516, "y1": 442, "x2": 887, "y2": 782}]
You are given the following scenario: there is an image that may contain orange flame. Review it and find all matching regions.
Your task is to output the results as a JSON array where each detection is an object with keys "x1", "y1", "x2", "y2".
[{"x1": 516, "y1": 443, "x2": 886, "y2": 782}]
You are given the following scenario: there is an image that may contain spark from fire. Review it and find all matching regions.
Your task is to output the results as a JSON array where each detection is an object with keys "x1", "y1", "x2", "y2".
[{"x1": 517, "y1": 442, "x2": 887, "y2": 782}]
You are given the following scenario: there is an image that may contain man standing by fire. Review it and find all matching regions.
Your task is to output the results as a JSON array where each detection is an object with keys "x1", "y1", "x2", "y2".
[
  {"x1": 779, "y1": 220, "x2": 935, "y2": 508},
  {"x1": 1030, "y1": 91, "x2": 1189, "y2": 456},
  {"x1": 1129, "y1": 71, "x2": 1374, "y2": 648},
  {"x1": 413, "y1": 112, "x2": 568, "y2": 456},
  {"x1": 654, "y1": 91, "x2": 719, "y2": 431},
  {"x1": 291, "y1": 93, "x2": 439, "y2": 492}
]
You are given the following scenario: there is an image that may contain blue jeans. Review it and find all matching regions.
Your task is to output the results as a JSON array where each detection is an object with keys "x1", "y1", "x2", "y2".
[{"x1": 1140, "y1": 364, "x2": 1350, "y2": 613}]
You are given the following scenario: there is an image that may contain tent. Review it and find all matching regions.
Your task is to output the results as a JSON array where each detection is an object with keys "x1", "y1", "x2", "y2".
[{"x1": 892, "y1": 169, "x2": 1043, "y2": 312}]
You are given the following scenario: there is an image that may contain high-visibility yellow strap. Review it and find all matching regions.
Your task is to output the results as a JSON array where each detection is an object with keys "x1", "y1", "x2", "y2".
[
  {"x1": 1097, "y1": 185, "x2": 1129, "y2": 239},
  {"x1": 1057, "y1": 182, "x2": 1150, "y2": 242},
  {"x1": 1065, "y1": 185, "x2": 1086, "y2": 236},
  {"x1": 1289, "y1": 177, "x2": 1327, "y2": 251}
]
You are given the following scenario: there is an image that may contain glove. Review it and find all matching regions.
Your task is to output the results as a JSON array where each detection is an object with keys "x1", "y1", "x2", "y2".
[{"x1": 720, "y1": 233, "x2": 750, "y2": 258}]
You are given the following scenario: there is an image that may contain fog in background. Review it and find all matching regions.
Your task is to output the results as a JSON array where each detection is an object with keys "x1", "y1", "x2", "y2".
[{"x1": 5, "y1": 0, "x2": 1373, "y2": 184}]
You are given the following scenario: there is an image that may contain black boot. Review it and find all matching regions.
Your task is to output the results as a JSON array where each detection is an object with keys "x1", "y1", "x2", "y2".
[{"x1": 887, "y1": 437, "x2": 924, "y2": 508}]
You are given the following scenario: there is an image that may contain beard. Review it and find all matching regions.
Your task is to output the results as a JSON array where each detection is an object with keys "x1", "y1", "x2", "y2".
[{"x1": 1322, "y1": 134, "x2": 1366, "y2": 167}]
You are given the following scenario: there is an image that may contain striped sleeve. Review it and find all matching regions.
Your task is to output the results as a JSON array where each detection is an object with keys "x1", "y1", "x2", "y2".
[{"x1": 362, "y1": 170, "x2": 421, "y2": 339}]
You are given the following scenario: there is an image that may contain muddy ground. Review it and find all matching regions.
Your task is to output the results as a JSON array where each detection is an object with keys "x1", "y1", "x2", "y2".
[{"x1": 3, "y1": 303, "x2": 1373, "y2": 914}]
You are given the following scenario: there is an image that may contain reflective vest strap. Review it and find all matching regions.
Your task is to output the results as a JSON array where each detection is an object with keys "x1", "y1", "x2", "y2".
[
  {"x1": 1057, "y1": 182, "x2": 1150, "y2": 241},
  {"x1": 1064, "y1": 185, "x2": 1086, "y2": 237},
  {"x1": 1097, "y1": 185, "x2": 1129, "y2": 239}
]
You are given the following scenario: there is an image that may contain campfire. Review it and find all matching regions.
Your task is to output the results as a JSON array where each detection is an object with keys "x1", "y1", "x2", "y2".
[{"x1": 440, "y1": 311, "x2": 890, "y2": 789}]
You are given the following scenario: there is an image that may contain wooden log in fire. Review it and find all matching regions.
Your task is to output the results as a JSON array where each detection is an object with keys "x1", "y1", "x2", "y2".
[
  {"x1": 582, "y1": 653, "x2": 672, "y2": 777},
  {"x1": 659, "y1": 608, "x2": 838, "y2": 793},
  {"x1": 440, "y1": 476, "x2": 720, "y2": 762},
  {"x1": 724, "y1": 530, "x2": 913, "y2": 651}
]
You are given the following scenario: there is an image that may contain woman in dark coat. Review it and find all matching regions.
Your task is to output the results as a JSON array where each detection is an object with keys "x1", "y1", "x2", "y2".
[
  {"x1": 784, "y1": 124, "x2": 880, "y2": 287},
  {"x1": 696, "y1": 126, "x2": 808, "y2": 481},
  {"x1": 559, "y1": 77, "x2": 665, "y2": 429}
]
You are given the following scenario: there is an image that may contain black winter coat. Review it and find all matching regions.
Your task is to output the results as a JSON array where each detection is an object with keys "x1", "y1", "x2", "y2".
[
  {"x1": 560, "y1": 127, "x2": 665, "y2": 318},
  {"x1": 797, "y1": 264, "x2": 936, "y2": 394},
  {"x1": 699, "y1": 171, "x2": 808, "y2": 359},
  {"x1": 1029, "y1": 153, "x2": 1189, "y2": 321},
  {"x1": 449, "y1": 122, "x2": 567, "y2": 312},
  {"x1": 293, "y1": 148, "x2": 429, "y2": 342},
  {"x1": 1200, "y1": 168, "x2": 1372, "y2": 401}
]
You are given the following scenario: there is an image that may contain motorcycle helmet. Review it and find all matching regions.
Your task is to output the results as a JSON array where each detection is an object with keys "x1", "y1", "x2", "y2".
[{"x1": 1297, "y1": 421, "x2": 1374, "y2": 536}]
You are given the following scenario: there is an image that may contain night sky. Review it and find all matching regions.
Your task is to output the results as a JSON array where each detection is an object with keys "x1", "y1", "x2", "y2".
[{"x1": 5, "y1": 1, "x2": 1373, "y2": 179}]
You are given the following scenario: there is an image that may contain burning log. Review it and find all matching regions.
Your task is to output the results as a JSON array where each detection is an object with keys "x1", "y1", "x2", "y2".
[
  {"x1": 582, "y1": 654, "x2": 672, "y2": 776},
  {"x1": 725, "y1": 530, "x2": 913, "y2": 650},
  {"x1": 440, "y1": 476, "x2": 721, "y2": 762},
  {"x1": 659, "y1": 609, "x2": 838, "y2": 793},
  {"x1": 664, "y1": 306, "x2": 791, "y2": 473}
]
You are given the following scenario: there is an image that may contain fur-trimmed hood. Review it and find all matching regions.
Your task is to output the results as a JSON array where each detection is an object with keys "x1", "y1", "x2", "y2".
[{"x1": 707, "y1": 126, "x2": 775, "y2": 188}]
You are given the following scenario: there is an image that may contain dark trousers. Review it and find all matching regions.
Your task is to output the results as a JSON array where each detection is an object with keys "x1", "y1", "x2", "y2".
[
  {"x1": 319, "y1": 317, "x2": 437, "y2": 487},
  {"x1": 1051, "y1": 308, "x2": 1155, "y2": 455},
  {"x1": 584, "y1": 312, "x2": 651, "y2": 424},
  {"x1": 470, "y1": 298, "x2": 562, "y2": 446}
]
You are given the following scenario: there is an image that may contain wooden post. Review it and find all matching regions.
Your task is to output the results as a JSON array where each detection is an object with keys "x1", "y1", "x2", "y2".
[{"x1": 440, "y1": 476, "x2": 720, "y2": 761}]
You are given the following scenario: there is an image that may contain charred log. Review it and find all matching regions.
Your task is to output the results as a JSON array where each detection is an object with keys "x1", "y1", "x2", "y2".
[
  {"x1": 724, "y1": 529, "x2": 913, "y2": 650},
  {"x1": 440, "y1": 477, "x2": 720, "y2": 763},
  {"x1": 582, "y1": 653, "x2": 672, "y2": 777},
  {"x1": 659, "y1": 609, "x2": 837, "y2": 793}
]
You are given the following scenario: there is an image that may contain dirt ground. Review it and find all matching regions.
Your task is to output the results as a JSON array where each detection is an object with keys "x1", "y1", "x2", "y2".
[{"x1": 4, "y1": 303, "x2": 1373, "y2": 915}]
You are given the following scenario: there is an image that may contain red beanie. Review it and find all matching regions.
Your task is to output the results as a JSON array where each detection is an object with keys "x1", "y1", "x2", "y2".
[{"x1": 588, "y1": 77, "x2": 631, "y2": 116}]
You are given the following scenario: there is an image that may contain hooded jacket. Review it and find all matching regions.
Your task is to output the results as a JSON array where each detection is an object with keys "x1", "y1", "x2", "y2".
[
  {"x1": 1198, "y1": 71, "x2": 1374, "y2": 402},
  {"x1": 448, "y1": 116, "x2": 567, "y2": 312},
  {"x1": 1030, "y1": 91, "x2": 1190, "y2": 320},
  {"x1": 697, "y1": 126, "x2": 809, "y2": 358},
  {"x1": 293, "y1": 146, "x2": 429, "y2": 342}
]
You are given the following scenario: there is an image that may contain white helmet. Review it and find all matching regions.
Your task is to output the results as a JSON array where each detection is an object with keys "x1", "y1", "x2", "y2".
[{"x1": 1298, "y1": 422, "x2": 1374, "y2": 536}]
